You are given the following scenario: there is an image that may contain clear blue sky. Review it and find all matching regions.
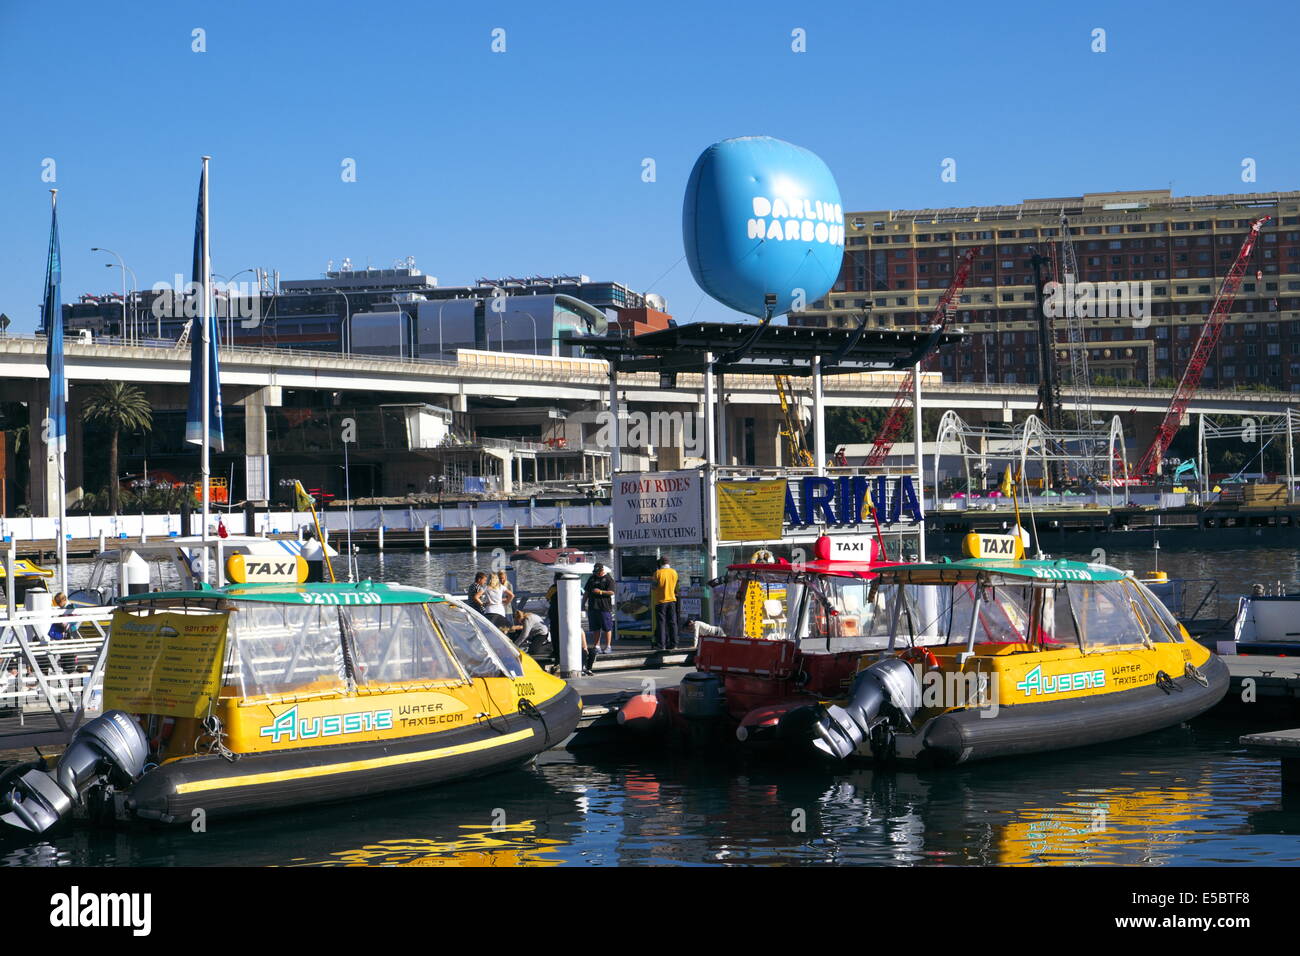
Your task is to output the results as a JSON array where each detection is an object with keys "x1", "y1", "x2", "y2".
[{"x1": 2, "y1": 0, "x2": 1297, "y2": 332}]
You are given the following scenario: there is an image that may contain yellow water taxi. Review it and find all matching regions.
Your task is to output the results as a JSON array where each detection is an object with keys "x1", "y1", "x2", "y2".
[
  {"x1": 802, "y1": 536, "x2": 1229, "y2": 764},
  {"x1": 1, "y1": 580, "x2": 580, "y2": 833}
]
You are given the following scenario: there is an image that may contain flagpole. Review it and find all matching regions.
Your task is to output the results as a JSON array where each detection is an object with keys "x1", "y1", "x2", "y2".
[
  {"x1": 201, "y1": 157, "x2": 211, "y2": 566},
  {"x1": 51, "y1": 189, "x2": 67, "y2": 596}
]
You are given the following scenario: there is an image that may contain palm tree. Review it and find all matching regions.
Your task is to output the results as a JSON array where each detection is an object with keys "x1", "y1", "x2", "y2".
[{"x1": 83, "y1": 383, "x2": 152, "y2": 515}]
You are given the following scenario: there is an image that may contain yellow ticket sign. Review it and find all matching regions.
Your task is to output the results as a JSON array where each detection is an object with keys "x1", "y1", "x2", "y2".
[
  {"x1": 717, "y1": 480, "x2": 786, "y2": 541},
  {"x1": 103, "y1": 611, "x2": 229, "y2": 717}
]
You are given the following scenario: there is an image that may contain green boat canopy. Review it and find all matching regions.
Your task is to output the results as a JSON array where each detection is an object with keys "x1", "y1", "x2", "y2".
[
  {"x1": 871, "y1": 558, "x2": 1128, "y2": 585},
  {"x1": 115, "y1": 581, "x2": 448, "y2": 606}
]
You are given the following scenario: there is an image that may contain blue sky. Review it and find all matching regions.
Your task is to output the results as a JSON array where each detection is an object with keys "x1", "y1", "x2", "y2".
[{"x1": 1, "y1": 0, "x2": 1297, "y2": 332}]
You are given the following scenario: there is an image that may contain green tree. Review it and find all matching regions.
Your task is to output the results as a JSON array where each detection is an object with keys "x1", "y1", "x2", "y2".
[{"x1": 82, "y1": 383, "x2": 152, "y2": 515}]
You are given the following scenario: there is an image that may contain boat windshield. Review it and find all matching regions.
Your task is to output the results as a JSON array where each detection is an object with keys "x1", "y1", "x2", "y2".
[
  {"x1": 883, "y1": 577, "x2": 1178, "y2": 651},
  {"x1": 1066, "y1": 580, "x2": 1170, "y2": 649},
  {"x1": 223, "y1": 598, "x2": 526, "y2": 698},
  {"x1": 427, "y1": 602, "x2": 525, "y2": 678},
  {"x1": 888, "y1": 580, "x2": 1078, "y2": 649},
  {"x1": 342, "y1": 604, "x2": 465, "y2": 686},
  {"x1": 226, "y1": 603, "x2": 352, "y2": 698},
  {"x1": 719, "y1": 569, "x2": 896, "y2": 649},
  {"x1": 719, "y1": 570, "x2": 801, "y2": 641},
  {"x1": 1125, "y1": 579, "x2": 1183, "y2": 642}
]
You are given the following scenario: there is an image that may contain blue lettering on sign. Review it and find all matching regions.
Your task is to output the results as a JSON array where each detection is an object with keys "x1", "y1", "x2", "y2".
[
  {"x1": 802, "y1": 476, "x2": 837, "y2": 525},
  {"x1": 785, "y1": 475, "x2": 922, "y2": 527}
]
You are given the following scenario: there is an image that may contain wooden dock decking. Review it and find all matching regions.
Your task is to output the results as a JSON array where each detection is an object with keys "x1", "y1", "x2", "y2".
[{"x1": 1222, "y1": 654, "x2": 1300, "y2": 713}]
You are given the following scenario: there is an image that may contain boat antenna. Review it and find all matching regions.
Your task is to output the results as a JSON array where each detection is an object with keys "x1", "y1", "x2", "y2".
[
  {"x1": 1011, "y1": 464, "x2": 1044, "y2": 558},
  {"x1": 864, "y1": 497, "x2": 889, "y2": 560},
  {"x1": 295, "y1": 480, "x2": 336, "y2": 582}
]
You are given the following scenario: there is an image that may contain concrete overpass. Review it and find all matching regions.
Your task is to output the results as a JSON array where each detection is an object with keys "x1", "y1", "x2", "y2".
[{"x1": 1, "y1": 334, "x2": 1297, "y2": 515}]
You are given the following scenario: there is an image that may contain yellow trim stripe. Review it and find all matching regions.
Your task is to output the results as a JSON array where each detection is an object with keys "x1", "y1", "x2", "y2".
[{"x1": 175, "y1": 727, "x2": 536, "y2": 795}]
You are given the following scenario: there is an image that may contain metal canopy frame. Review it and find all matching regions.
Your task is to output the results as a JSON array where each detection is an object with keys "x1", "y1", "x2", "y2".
[
  {"x1": 562, "y1": 321, "x2": 963, "y2": 376},
  {"x1": 932, "y1": 409, "x2": 1129, "y2": 505},
  {"x1": 1197, "y1": 409, "x2": 1297, "y2": 503}
]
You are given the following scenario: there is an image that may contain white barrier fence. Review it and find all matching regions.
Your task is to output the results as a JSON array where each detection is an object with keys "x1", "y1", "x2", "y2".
[{"x1": 0, "y1": 504, "x2": 616, "y2": 543}]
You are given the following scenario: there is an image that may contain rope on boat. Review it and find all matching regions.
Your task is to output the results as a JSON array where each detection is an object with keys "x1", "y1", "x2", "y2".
[
  {"x1": 517, "y1": 697, "x2": 550, "y2": 747},
  {"x1": 1154, "y1": 670, "x2": 1183, "y2": 694}
]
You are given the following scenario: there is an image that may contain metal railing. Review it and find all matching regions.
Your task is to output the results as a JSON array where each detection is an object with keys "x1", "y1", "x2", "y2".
[{"x1": 0, "y1": 607, "x2": 113, "y2": 744}]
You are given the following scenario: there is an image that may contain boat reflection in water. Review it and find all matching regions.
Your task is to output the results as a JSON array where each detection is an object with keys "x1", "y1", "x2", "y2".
[
  {"x1": 298, "y1": 821, "x2": 567, "y2": 867},
  {"x1": 3, "y1": 722, "x2": 1296, "y2": 866}
]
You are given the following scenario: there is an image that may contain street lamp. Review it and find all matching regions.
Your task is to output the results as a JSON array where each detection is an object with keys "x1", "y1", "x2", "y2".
[
  {"x1": 213, "y1": 268, "x2": 256, "y2": 346},
  {"x1": 91, "y1": 247, "x2": 136, "y2": 344},
  {"x1": 334, "y1": 290, "x2": 352, "y2": 354}
]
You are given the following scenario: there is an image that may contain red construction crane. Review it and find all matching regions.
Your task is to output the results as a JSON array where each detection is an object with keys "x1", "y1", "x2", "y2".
[
  {"x1": 1133, "y1": 215, "x2": 1271, "y2": 477},
  {"x1": 864, "y1": 246, "x2": 979, "y2": 467}
]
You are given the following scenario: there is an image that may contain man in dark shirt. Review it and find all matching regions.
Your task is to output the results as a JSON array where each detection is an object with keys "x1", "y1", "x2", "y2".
[
  {"x1": 583, "y1": 563, "x2": 616, "y2": 670},
  {"x1": 466, "y1": 571, "x2": 489, "y2": 616}
]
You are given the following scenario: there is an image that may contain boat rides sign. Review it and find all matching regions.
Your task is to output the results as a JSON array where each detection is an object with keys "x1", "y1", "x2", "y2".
[{"x1": 612, "y1": 470, "x2": 704, "y2": 547}]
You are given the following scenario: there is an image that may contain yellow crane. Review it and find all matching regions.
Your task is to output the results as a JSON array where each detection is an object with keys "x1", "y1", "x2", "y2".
[{"x1": 774, "y1": 375, "x2": 814, "y2": 467}]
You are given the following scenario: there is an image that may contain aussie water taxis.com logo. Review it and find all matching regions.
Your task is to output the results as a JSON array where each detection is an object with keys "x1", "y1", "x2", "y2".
[
  {"x1": 259, "y1": 704, "x2": 394, "y2": 744},
  {"x1": 1017, "y1": 664, "x2": 1106, "y2": 697}
]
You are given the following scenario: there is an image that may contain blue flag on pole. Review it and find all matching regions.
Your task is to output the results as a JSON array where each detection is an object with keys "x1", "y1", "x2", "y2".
[
  {"x1": 43, "y1": 193, "x2": 65, "y2": 456},
  {"x1": 185, "y1": 165, "x2": 224, "y2": 450}
]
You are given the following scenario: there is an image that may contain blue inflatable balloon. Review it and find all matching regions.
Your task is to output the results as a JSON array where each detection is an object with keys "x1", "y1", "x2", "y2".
[{"x1": 683, "y1": 136, "x2": 844, "y2": 318}]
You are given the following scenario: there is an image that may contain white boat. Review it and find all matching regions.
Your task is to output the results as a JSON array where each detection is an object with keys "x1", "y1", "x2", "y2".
[
  {"x1": 67, "y1": 535, "x2": 336, "y2": 608},
  {"x1": 1231, "y1": 590, "x2": 1300, "y2": 654}
]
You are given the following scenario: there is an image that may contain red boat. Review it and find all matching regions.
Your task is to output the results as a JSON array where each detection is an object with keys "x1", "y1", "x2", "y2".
[
  {"x1": 510, "y1": 547, "x2": 591, "y2": 566},
  {"x1": 618, "y1": 535, "x2": 911, "y2": 751}
]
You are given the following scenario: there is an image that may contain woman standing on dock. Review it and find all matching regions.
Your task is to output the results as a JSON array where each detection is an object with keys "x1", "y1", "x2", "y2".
[
  {"x1": 495, "y1": 570, "x2": 515, "y2": 618},
  {"x1": 483, "y1": 575, "x2": 510, "y2": 630}
]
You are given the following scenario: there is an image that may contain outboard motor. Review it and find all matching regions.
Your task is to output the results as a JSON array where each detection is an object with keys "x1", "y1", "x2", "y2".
[
  {"x1": 1, "y1": 711, "x2": 148, "y2": 834},
  {"x1": 810, "y1": 658, "x2": 921, "y2": 760}
]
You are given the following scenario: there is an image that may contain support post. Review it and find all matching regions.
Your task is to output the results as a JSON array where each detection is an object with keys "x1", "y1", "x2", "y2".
[
  {"x1": 513, "y1": 522, "x2": 520, "y2": 549},
  {"x1": 1287, "y1": 409, "x2": 1295, "y2": 505},
  {"x1": 812, "y1": 354, "x2": 826, "y2": 476},
  {"x1": 1198, "y1": 412, "x2": 1209, "y2": 504},
  {"x1": 608, "y1": 363, "x2": 621, "y2": 473},
  {"x1": 716, "y1": 371, "x2": 727, "y2": 468},
  {"x1": 377, "y1": 523, "x2": 385, "y2": 552},
  {"x1": 702, "y1": 352, "x2": 718, "y2": 585},
  {"x1": 470, "y1": 521, "x2": 478, "y2": 551},
  {"x1": 912, "y1": 361, "x2": 926, "y2": 561},
  {"x1": 5, "y1": 540, "x2": 14, "y2": 619},
  {"x1": 424, "y1": 523, "x2": 431, "y2": 550},
  {"x1": 556, "y1": 571, "x2": 583, "y2": 679}
]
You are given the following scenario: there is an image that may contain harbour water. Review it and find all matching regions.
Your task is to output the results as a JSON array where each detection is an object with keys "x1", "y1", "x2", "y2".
[{"x1": 3, "y1": 542, "x2": 1299, "y2": 867}]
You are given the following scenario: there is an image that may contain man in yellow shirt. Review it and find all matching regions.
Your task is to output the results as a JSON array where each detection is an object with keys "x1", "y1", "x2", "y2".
[{"x1": 650, "y1": 556, "x2": 679, "y2": 650}]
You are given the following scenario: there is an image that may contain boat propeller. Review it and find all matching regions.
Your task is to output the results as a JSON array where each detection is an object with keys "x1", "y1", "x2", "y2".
[{"x1": 0, "y1": 711, "x2": 149, "y2": 834}]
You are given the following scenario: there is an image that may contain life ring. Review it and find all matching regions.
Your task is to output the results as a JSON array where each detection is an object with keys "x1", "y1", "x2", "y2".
[
  {"x1": 899, "y1": 646, "x2": 939, "y2": 670},
  {"x1": 750, "y1": 549, "x2": 777, "y2": 564}
]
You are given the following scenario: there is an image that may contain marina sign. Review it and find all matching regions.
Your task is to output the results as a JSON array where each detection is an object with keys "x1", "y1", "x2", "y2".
[{"x1": 785, "y1": 475, "x2": 922, "y2": 528}]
